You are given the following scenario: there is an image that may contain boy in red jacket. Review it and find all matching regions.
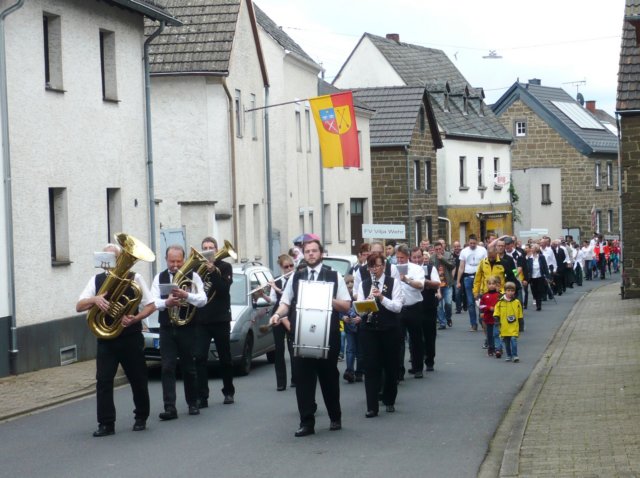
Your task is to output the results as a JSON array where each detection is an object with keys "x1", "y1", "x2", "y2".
[{"x1": 479, "y1": 276, "x2": 501, "y2": 357}]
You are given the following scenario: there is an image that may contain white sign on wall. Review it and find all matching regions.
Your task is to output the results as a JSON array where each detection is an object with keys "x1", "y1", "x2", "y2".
[{"x1": 362, "y1": 224, "x2": 406, "y2": 239}]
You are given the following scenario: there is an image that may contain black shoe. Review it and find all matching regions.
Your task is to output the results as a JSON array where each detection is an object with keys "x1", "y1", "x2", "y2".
[
  {"x1": 132, "y1": 419, "x2": 146, "y2": 432},
  {"x1": 159, "y1": 408, "x2": 178, "y2": 421},
  {"x1": 386, "y1": 405, "x2": 395, "y2": 413},
  {"x1": 447, "y1": 319, "x2": 453, "y2": 327},
  {"x1": 426, "y1": 365, "x2": 434, "y2": 372},
  {"x1": 355, "y1": 375, "x2": 363, "y2": 383},
  {"x1": 223, "y1": 394, "x2": 234, "y2": 404},
  {"x1": 198, "y1": 399, "x2": 208, "y2": 409},
  {"x1": 438, "y1": 325, "x2": 447, "y2": 330},
  {"x1": 329, "y1": 421, "x2": 342, "y2": 431},
  {"x1": 92, "y1": 424, "x2": 115, "y2": 437},
  {"x1": 188, "y1": 405, "x2": 200, "y2": 416},
  {"x1": 407, "y1": 368, "x2": 416, "y2": 374},
  {"x1": 343, "y1": 371, "x2": 355, "y2": 383},
  {"x1": 294, "y1": 426, "x2": 315, "y2": 437},
  {"x1": 290, "y1": 382, "x2": 296, "y2": 388},
  {"x1": 277, "y1": 385, "x2": 286, "y2": 391},
  {"x1": 365, "y1": 410, "x2": 378, "y2": 418},
  {"x1": 414, "y1": 371, "x2": 423, "y2": 378}
]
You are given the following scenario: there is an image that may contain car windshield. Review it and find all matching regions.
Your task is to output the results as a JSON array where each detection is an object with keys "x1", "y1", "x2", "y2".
[
  {"x1": 322, "y1": 258, "x2": 352, "y2": 276},
  {"x1": 230, "y1": 273, "x2": 247, "y2": 305}
]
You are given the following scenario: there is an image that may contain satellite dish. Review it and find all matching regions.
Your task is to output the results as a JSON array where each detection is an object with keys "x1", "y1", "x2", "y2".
[{"x1": 577, "y1": 93, "x2": 585, "y2": 106}]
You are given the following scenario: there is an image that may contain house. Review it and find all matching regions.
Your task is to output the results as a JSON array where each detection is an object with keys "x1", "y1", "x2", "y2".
[
  {"x1": 146, "y1": 0, "x2": 269, "y2": 263},
  {"x1": 617, "y1": 0, "x2": 640, "y2": 298},
  {"x1": 492, "y1": 79, "x2": 619, "y2": 242},
  {"x1": 334, "y1": 33, "x2": 513, "y2": 244},
  {"x1": 352, "y1": 86, "x2": 442, "y2": 245},
  {"x1": 255, "y1": 5, "x2": 374, "y2": 258},
  {"x1": 0, "y1": 0, "x2": 178, "y2": 375}
]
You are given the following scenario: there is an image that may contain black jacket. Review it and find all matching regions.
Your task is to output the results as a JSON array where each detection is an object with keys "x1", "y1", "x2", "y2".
[{"x1": 196, "y1": 260, "x2": 233, "y2": 323}]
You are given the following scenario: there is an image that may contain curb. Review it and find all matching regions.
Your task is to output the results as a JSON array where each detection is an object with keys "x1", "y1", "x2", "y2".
[{"x1": 477, "y1": 282, "x2": 611, "y2": 478}]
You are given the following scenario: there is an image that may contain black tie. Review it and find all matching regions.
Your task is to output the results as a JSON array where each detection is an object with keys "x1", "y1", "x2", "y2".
[{"x1": 310, "y1": 270, "x2": 316, "y2": 281}]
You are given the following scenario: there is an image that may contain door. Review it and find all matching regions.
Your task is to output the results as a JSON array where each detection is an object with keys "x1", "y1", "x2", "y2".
[{"x1": 350, "y1": 199, "x2": 365, "y2": 254}]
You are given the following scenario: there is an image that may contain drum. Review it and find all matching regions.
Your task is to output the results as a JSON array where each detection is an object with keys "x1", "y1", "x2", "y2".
[{"x1": 293, "y1": 280, "x2": 334, "y2": 359}]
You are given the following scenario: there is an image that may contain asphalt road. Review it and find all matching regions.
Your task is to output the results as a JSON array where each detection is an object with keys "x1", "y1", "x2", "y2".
[{"x1": 0, "y1": 278, "x2": 613, "y2": 478}]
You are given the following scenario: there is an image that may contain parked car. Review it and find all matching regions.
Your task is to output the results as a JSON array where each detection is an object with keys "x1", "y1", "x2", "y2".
[
  {"x1": 143, "y1": 262, "x2": 276, "y2": 375},
  {"x1": 322, "y1": 254, "x2": 358, "y2": 276}
]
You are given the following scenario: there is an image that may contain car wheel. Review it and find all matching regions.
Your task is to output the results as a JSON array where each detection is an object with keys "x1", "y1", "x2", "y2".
[
  {"x1": 266, "y1": 350, "x2": 276, "y2": 364},
  {"x1": 235, "y1": 333, "x2": 253, "y2": 376}
]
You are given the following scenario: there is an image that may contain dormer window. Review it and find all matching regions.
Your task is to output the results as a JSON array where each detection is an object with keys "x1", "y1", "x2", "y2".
[
  {"x1": 444, "y1": 82, "x2": 451, "y2": 112},
  {"x1": 463, "y1": 85, "x2": 469, "y2": 115}
]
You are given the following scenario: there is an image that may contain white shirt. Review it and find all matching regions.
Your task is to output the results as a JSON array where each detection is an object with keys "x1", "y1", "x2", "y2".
[
  {"x1": 353, "y1": 262, "x2": 400, "y2": 297},
  {"x1": 356, "y1": 272, "x2": 404, "y2": 313},
  {"x1": 280, "y1": 264, "x2": 351, "y2": 307},
  {"x1": 541, "y1": 246, "x2": 557, "y2": 270},
  {"x1": 582, "y1": 245, "x2": 595, "y2": 261},
  {"x1": 397, "y1": 261, "x2": 425, "y2": 306},
  {"x1": 530, "y1": 256, "x2": 542, "y2": 279},
  {"x1": 151, "y1": 270, "x2": 207, "y2": 310},
  {"x1": 459, "y1": 245, "x2": 487, "y2": 274},
  {"x1": 78, "y1": 272, "x2": 154, "y2": 309}
]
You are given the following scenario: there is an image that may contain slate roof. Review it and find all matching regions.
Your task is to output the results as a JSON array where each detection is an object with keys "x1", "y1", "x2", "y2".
[
  {"x1": 253, "y1": 3, "x2": 317, "y2": 67},
  {"x1": 617, "y1": 1, "x2": 640, "y2": 111},
  {"x1": 493, "y1": 82, "x2": 618, "y2": 156},
  {"x1": 145, "y1": 0, "x2": 242, "y2": 75},
  {"x1": 111, "y1": 0, "x2": 181, "y2": 25},
  {"x1": 317, "y1": 79, "x2": 374, "y2": 112},
  {"x1": 352, "y1": 86, "x2": 442, "y2": 148}
]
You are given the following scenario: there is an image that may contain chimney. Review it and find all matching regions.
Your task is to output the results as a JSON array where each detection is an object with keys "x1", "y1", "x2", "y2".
[
  {"x1": 386, "y1": 33, "x2": 400, "y2": 42},
  {"x1": 528, "y1": 78, "x2": 541, "y2": 86},
  {"x1": 585, "y1": 100, "x2": 596, "y2": 112}
]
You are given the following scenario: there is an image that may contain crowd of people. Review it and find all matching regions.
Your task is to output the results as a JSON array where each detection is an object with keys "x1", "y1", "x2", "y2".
[{"x1": 76, "y1": 231, "x2": 618, "y2": 439}]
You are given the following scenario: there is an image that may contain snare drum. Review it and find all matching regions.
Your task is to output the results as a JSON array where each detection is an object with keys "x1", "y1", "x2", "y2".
[{"x1": 293, "y1": 280, "x2": 334, "y2": 359}]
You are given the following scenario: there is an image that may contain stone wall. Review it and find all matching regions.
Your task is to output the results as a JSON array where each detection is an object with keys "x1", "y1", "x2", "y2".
[
  {"x1": 619, "y1": 114, "x2": 640, "y2": 298},
  {"x1": 497, "y1": 100, "x2": 619, "y2": 237}
]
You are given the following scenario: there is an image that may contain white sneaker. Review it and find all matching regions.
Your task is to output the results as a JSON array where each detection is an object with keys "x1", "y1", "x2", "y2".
[
  {"x1": 505, "y1": 357, "x2": 512, "y2": 362},
  {"x1": 513, "y1": 356, "x2": 520, "y2": 363}
]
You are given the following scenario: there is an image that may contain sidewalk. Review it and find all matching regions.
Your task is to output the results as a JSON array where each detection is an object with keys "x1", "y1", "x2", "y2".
[{"x1": 480, "y1": 282, "x2": 640, "y2": 477}]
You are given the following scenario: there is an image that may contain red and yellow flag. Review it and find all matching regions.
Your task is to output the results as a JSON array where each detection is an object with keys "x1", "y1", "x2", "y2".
[{"x1": 309, "y1": 92, "x2": 360, "y2": 168}]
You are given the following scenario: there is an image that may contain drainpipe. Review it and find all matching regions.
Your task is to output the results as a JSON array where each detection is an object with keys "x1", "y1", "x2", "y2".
[
  {"x1": 405, "y1": 146, "x2": 412, "y2": 245},
  {"x1": 222, "y1": 78, "x2": 239, "y2": 252},
  {"x1": 264, "y1": 86, "x2": 273, "y2": 270},
  {"x1": 615, "y1": 112, "x2": 624, "y2": 297},
  {"x1": 143, "y1": 21, "x2": 164, "y2": 277},
  {"x1": 0, "y1": 0, "x2": 25, "y2": 375}
]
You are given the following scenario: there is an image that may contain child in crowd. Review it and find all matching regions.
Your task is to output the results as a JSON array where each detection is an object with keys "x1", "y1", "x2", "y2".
[
  {"x1": 342, "y1": 275, "x2": 362, "y2": 382},
  {"x1": 494, "y1": 282, "x2": 524, "y2": 363},
  {"x1": 479, "y1": 276, "x2": 502, "y2": 357}
]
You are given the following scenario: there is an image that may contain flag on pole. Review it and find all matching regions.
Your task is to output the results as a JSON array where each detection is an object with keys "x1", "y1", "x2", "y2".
[{"x1": 309, "y1": 91, "x2": 360, "y2": 168}]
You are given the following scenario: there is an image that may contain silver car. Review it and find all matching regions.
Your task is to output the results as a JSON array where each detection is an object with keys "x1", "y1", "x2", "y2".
[{"x1": 142, "y1": 262, "x2": 276, "y2": 375}]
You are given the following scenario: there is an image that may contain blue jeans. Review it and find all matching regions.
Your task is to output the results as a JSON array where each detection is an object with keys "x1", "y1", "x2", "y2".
[
  {"x1": 462, "y1": 275, "x2": 477, "y2": 327},
  {"x1": 437, "y1": 286, "x2": 452, "y2": 327},
  {"x1": 503, "y1": 336, "x2": 518, "y2": 358},
  {"x1": 345, "y1": 330, "x2": 362, "y2": 375},
  {"x1": 493, "y1": 324, "x2": 503, "y2": 351}
]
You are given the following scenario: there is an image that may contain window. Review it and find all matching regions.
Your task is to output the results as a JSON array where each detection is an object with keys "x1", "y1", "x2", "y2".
[
  {"x1": 595, "y1": 162, "x2": 601, "y2": 189},
  {"x1": 477, "y1": 157, "x2": 485, "y2": 188},
  {"x1": 43, "y1": 13, "x2": 63, "y2": 90},
  {"x1": 49, "y1": 187, "x2": 69, "y2": 263},
  {"x1": 234, "y1": 89, "x2": 242, "y2": 138},
  {"x1": 106, "y1": 188, "x2": 122, "y2": 243},
  {"x1": 415, "y1": 218, "x2": 423, "y2": 246},
  {"x1": 515, "y1": 121, "x2": 527, "y2": 137},
  {"x1": 607, "y1": 162, "x2": 613, "y2": 188},
  {"x1": 323, "y1": 204, "x2": 332, "y2": 243},
  {"x1": 299, "y1": 211, "x2": 304, "y2": 234},
  {"x1": 424, "y1": 161, "x2": 432, "y2": 191},
  {"x1": 413, "y1": 160, "x2": 421, "y2": 190},
  {"x1": 250, "y1": 94, "x2": 257, "y2": 140},
  {"x1": 595, "y1": 210, "x2": 601, "y2": 233},
  {"x1": 493, "y1": 157, "x2": 500, "y2": 179},
  {"x1": 305, "y1": 109, "x2": 311, "y2": 152},
  {"x1": 541, "y1": 184, "x2": 551, "y2": 205},
  {"x1": 459, "y1": 156, "x2": 467, "y2": 188},
  {"x1": 309, "y1": 211, "x2": 314, "y2": 233},
  {"x1": 419, "y1": 106, "x2": 426, "y2": 133},
  {"x1": 607, "y1": 209, "x2": 613, "y2": 232},
  {"x1": 99, "y1": 30, "x2": 117, "y2": 101},
  {"x1": 295, "y1": 110, "x2": 302, "y2": 152},
  {"x1": 426, "y1": 217, "x2": 433, "y2": 243},
  {"x1": 337, "y1": 203, "x2": 345, "y2": 242}
]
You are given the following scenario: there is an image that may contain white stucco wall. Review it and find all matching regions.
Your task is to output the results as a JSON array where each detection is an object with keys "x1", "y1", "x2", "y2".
[
  {"x1": 437, "y1": 138, "x2": 512, "y2": 207},
  {"x1": 512, "y1": 167, "x2": 562, "y2": 239},
  {"x1": 5, "y1": 0, "x2": 152, "y2": 326},
  {"x1": 333, "y1": 37, "x2": 404, "y2": 89}
]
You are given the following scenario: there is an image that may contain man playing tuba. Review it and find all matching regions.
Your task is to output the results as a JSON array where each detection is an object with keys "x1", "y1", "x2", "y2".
[
  {"x1": 76, "y1": 242, "x2": 155, "y2": 437},
  {"x1": 151, "y1": 245, "x2": 207, "y2": 421}
]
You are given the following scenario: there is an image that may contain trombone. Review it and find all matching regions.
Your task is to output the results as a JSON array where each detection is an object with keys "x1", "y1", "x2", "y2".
[{"x1": 246, "y1": 270, "x2": 294, "y2": 296}]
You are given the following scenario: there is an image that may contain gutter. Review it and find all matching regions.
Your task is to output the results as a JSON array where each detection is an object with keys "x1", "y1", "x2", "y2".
[
  {"x1": 0, "y1": 0, "x2": 25, "y2": 375},
  {"x1": 405, "y1": 146, "x2": 412, "y2": 245},
  {"x1": 222, "y1": 78, "x2": 239, "y2": 252},
  {"x1": 143, "y1": 21, "x2": 165, "y2": 276}
]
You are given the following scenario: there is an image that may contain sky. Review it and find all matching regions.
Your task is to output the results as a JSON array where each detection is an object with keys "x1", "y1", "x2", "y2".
[{"x1": 255, "y1": 0, "x2": 625, "y2": 114}]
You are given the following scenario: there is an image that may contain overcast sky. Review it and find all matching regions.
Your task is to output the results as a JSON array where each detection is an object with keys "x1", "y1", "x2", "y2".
[{"x1": 255, "y1": 0, "x2": 625, "y2": 114}]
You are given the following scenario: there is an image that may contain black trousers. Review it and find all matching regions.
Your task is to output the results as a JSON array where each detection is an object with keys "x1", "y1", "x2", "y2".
[
  {"x1": 530, "y1": 277, "x2": 547, "y2": 309},
  {"x1": 272, "y1": 324, "x2": 295, "y2": 388},
  {"x1": 400, "y1": 302, "x2": 424, "y2": 373},
  {"x1": 160, "y1": 324, "x2": 198, "y2": 409},
  {"x1": 293, "y1": 331, "x2": 341, "y2": 428},
  {"x1": 422, "y1": 306, "x2": 437, "y2": 368},
  {"x1": 194, "y1": 321, "x2": 235, "y2": 399},
  {"x1": 362, "y1": 325, "x2": 400, "y2": 413},
  {"x1": 96, "y1": 333, "x2": 149, "y2": 425}
]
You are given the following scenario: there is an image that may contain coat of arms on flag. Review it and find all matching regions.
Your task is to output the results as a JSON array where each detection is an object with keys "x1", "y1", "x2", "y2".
[{"x1": 319, "y1": 106, "x2": 352, "y2": 135}]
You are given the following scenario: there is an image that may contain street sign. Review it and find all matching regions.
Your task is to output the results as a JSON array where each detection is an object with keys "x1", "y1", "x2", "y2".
[{"x1": 362, "y1": 224, "x2": 406, "y2": 239}]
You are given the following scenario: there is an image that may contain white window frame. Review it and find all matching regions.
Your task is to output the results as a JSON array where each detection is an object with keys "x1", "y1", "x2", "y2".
[
  {"x1": 515, "y1": 121, "x2": 527, "y2": 137},
  {"x1": 49, "y1": 187, "x2": 70, "y2": 263}
]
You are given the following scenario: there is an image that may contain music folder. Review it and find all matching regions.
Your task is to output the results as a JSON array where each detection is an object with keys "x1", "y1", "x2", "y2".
[
  {"x1": 396, "y1": 264, "x2": 408, "y2": 275},
  {"x1": 353, "y1": 300, "x2": 379, "y2": 315},
  {"x1": 93, "y1": 252, "x2": 116, "y2": 269},
  {"x1": 159, "y1": 283, "x2": 180, "y2": 296}
]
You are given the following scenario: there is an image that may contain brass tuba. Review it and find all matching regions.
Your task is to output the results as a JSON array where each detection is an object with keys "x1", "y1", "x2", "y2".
[
  {"x1": 169, "y1": 240, "x2": 237, "y2": 326},
  {"x1": 87, "y1": 233, "x2": 156, "y2": 339}
]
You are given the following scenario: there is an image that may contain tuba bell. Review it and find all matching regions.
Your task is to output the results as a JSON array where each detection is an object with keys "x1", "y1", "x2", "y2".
[
  {"x1": 87, "y1": 233, "x2": 156, "y2": 339},
  {"x1": 201, "y1": 240, "x2": 237, "y2": 303}
]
